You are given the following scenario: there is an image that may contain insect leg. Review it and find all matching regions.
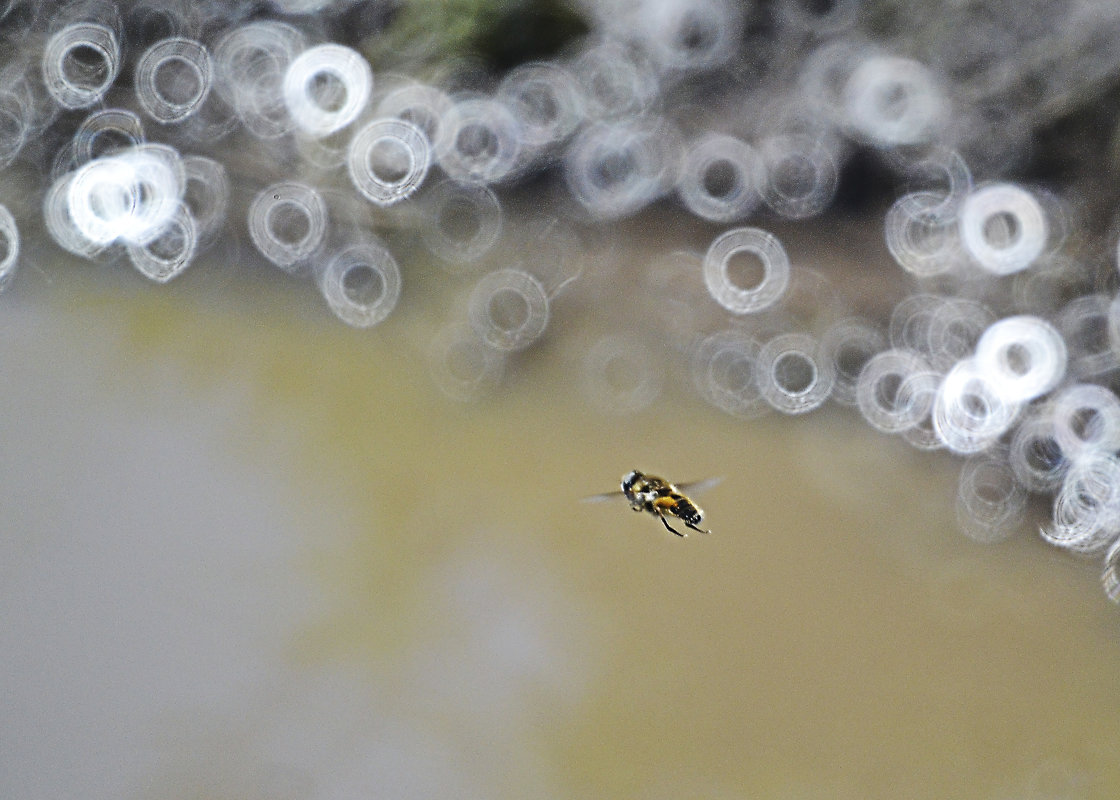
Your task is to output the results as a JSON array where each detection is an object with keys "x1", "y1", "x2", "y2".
[
  {"x1": 686, "y1": 521, "x2": 711, "y2": 535},
  {"x1": 659, "y1": 515, "x2": 686, "y2": 537}
]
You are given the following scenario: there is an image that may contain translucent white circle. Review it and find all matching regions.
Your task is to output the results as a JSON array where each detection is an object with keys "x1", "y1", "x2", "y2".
[
  {"x1": 317, "y1": 238, "x2": 401, "y2": 328},
  {"x1": 884, "y1": 191, "x2": 961, "y2": 277},
  {"x1": 1011, "y1": 255, "x2": 1083, "y2": 316},
  {"x1": 890, "y1": 295, "x2": 993, "y2": 373},
  {"x1": 41, "y1": 23, "x2": 121, "y2": 109},
  {"x1": 0, "y1": 204, "x2": 19, "y2": 291},
  {"x1": 436, "y1": 96, "x2": 521, "y2": 184},
  {"x1": 1043, "y1": 451, "x2": 1120, "y2": 553},
  {"x1": 497, "y1": 61, "x2": 584, "y2": 148},
  {"x1": 515, "y1": 216, "x2": 583, "y2": 296},
  {"x1": 856, "y1": 348, "x2": 935, "y2": 433},
  {"x1": 73, "y1": 109, "x2": 144, "y2": 164},
  {"x1": 421, "y1": 180, "x2": 502, "y2": 265},
  {"x1": 899, "y1": 372, "x2": 945, "y2": 451},
  {"x1": 932, "y1": 358, "x2": 1021, "y2": 454},
  {"x1": 1058, "y1": 293, "x2": 1120, "y2": 378},
  {"x1": 766, "y1": 265, "x2": 842, "y2": 333},
  {"x1": 955, "y1": 453, "x2": 1025, "y2": 544},
  {"x1": 136, "y1": 37, "x2": 212, "y2": 124},
  {"x1": 247, "y1": 182, "x2": 327, "y2": 272},
  {"x1": 44, "y1": 173, "x2": 103, "y2": 259},
  {"x1": 571, "y1": 38, "x2": 660, "y2": 122},
  {"x1": 213, "y1": 21, "x2": 306, "y2": 139},
  {"x1": 887, "y1": 293, "x2": 937, "y2": 353},
  {"x1": 347, "y1": 118, "x2": 430, "y2": 206},
  {"x1": 1032, "y1": 187, "x2": 1072, "y2": 257},
  {"x1": 677, "y1": 133, "x2": 765, "y2": 223},
  {"x1": 904, "y1": 146, "x2": 973, "y2": 224},
  {"x1": 635, "y1": 0, "x2": 742, "y2": 73},
  {"x1": 2, "y1": 57, "x2": 57, "y2": 140},
  {"x1": 467, "y1": 268, "x2": 549, "y2": 352},
  {"x1": 126, "y1": 206, "x2": 197, "y2": 283},
  {"x1": 797, "y1": 39, "x2": 869, "y2": 128},
  {"x1": 292, "y1": 125, "x2": 352, "y2": 171},
  {"x1": 181, "y1": 155, "x2": 229, "y2": 245},
  {"x1": 67, "y1": 146, "x2": 184, "y2": 246},
  {"x1": 974, "y1": 315, "x2": 1066, "y2": 403},
  {"x1": 375, "y1": 81, "x2": 451, "y2": 142},
  {"x1": 0, "y1": 90, "x2": 28, "y2": 170},
  {"x1": 759, "y1": 133, "x2": 838, "y2": 219},
  {"x1": 927, "y1": 299, "x2": 995, "y2": 371},
  {"x1": 689, "y1": 330, "x2": 767, "y2": 419},
  {"x1": 429, "y1": 324, "x2": 506, "y2": 402},
  {"x1": 959, "y1": 183, "x2": 1047, "y2": 274},
  {"x1": 283, "y1": 43, "x2": 372, "y2": 137},
  {"x1": 1008, "y1": 408, "x2": 1068, "y2": 493},
  {"x1": 581, "y1": 335, "x2": 663, "y2": 414},
  {"x1": 703, "y1": 227, "x2": 790, "y2": 314},
  {"x1": 1103, "y1": 537, "x2": 1120, "y2": 604},
  {"x1": 844, "y1": 56, "x2": 947, "y2": 146},
  {"x1": 756, "y1": 332, "x2": 834, "y2": 414},
  {"x1": 564, "y1": 118, "x2": 680, "y2": 220},
  {"x1": 820, "y1": 317, "x2": 887, "y2": 407},
  {"x1": 1049, "y1": 383, "x2": 1120, "y2": 459},
  {"x1": 174, "y1": 80, "x2": 239, "y2": 144}
]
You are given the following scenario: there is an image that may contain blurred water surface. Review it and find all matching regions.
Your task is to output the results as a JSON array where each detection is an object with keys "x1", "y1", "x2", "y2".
[{"x1": 1, "y1": 239, "x2": 1119, "y2": 800}]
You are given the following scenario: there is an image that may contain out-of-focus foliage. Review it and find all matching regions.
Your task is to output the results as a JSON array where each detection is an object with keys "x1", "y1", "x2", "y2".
[{"x1": 360, "y1": 0, "x2": 587, "y2": 75}]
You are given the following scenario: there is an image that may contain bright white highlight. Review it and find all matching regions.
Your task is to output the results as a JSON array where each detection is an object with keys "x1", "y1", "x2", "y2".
[{"x1": 283, "y1": 44, "x2": 372, "y2": 137}]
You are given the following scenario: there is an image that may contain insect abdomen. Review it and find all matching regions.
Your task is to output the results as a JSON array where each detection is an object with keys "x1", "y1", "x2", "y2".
[{"x1": 674, "y1": 496, "x2": 703, "y2": 523}]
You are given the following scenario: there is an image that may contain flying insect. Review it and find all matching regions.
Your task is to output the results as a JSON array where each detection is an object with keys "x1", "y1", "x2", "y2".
[{"x1": 582, "y1": 470, "x2": 721, "y2": 537}]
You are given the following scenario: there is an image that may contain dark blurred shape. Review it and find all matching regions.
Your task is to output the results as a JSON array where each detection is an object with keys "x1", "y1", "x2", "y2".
[{"x1": 475, "y1": 1, "x2": 590, "y2": 72}]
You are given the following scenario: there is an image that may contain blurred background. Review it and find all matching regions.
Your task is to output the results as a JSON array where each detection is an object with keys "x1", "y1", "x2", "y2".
[{"x1": 2, "y1": 1, "x2": 1120, "y2": 798}]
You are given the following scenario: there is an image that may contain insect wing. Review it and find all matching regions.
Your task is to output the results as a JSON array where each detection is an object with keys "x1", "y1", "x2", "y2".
[
  {"x1": 674, "y1": 476, "x2": 724, "y2": 495},
  {"x1": 580, "y1": 489, "x2": 627, "y2": 504},
  {"x1": 581, "y1": 476, "x2": 721, "y2": 503}
]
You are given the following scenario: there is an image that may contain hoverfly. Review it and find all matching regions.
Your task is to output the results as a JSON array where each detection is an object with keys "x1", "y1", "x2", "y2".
[{"x1": 582, "y1": 470, "x2": 721, "y2": 537}]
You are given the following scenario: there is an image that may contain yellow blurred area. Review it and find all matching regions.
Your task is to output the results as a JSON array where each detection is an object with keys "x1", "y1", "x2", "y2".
[{"x1": 3, "y1": 238, "x2": 1118, "y2": 799}]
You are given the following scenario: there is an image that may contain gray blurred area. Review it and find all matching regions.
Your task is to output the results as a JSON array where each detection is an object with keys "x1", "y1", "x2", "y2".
[{"x1": 3, "y1": 2, "x2": 1120, "y2": 799}]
